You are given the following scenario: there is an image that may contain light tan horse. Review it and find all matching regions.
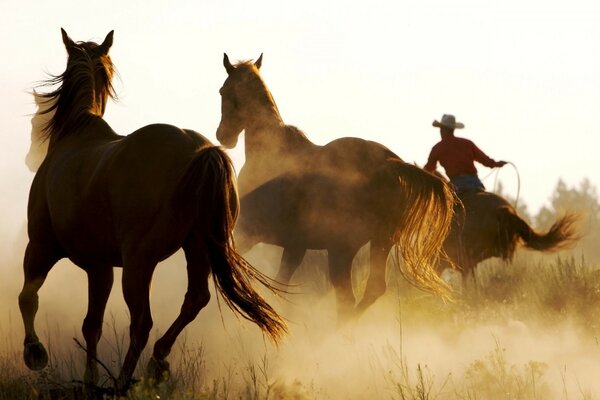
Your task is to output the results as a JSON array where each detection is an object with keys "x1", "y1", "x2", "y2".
[
  {"x1": 20, "y1": 30, "x2": 286, "y2": 394},
  {"x1": 216, "y1": 54, "x2": 456, "y2": 318}
]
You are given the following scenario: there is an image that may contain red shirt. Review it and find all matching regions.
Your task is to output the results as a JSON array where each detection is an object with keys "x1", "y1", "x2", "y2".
[{"x1": 424, "y1": 135, "x2": 497, "y2": 178}]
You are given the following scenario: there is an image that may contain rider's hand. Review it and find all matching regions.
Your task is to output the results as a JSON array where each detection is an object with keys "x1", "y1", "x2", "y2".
[{"x1": 496, "y1": 160, "x2": 507, "y2": 167}]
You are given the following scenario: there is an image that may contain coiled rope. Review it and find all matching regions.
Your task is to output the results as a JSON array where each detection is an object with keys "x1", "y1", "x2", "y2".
[{"x1": 481, "y1": 161, "x2": 521, "y2": 209}]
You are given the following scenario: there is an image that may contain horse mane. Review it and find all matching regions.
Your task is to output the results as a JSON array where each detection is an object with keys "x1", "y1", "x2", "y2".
[
  {"x1": 232, "y1": 61, "x2": 313, "y2": 147},
  {"x1": 38, "y1": 42, "x2": 116, "y2": 143},
  {"x1": 232, "y1": 60, "x2": 284, "y2": 121},
  {"x1": 233, "y1": 59, "x2": 255, "y2": 68},
  {"x1": 26, "y1": 91, "x2": 55, "y2": 172},
  {"x1": 282, "y1": 125, "x2": 313, "y2": 146}
]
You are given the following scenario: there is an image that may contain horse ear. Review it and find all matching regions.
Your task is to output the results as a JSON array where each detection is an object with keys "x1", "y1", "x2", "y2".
[
  {"x1": 61, "y1": 28, "x2": 75, "y2": 54},
  {"x1": 99, "y1": 30, "x2": 114, "y2": 54},
  {"x1": 255, "y1": 53, "x2": 263, "y2": 69},
  {"x1": 223, "y1": 53, "x2": 235, "y2": 74}
]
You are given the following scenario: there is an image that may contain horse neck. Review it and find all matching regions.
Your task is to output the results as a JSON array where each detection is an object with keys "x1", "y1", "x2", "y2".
[
  {"x1": 48, "y1": 116, "x2": 118, "y2": 155},
  {"x1": 241, "y1": 86, "x2": 279, "y2": 142},
  {"x1": 243, "y1": 110, "x2": 315, "y2": 161},
  {"x1": 44, "y1": 56, "x2": 114, "y2": 148}
]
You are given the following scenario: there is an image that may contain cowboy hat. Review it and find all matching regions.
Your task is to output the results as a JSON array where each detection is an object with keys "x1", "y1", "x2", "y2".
[{"x1": 432, "y1": 114, "x2": 464, "y2": 129}]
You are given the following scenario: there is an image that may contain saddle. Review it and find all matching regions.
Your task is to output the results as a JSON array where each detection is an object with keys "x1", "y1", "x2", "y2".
[
  {"x1": 455, "y1": 187, "x2": 484, "y2": 200},
  {"x1": 452, "y1": 187, "x2": 487, "y2": 221}
]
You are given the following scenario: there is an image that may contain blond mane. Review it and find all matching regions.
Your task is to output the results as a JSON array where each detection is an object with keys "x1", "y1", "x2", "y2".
[{"x1": 26, "y1": 90, "x2": 54, "y2": 172}]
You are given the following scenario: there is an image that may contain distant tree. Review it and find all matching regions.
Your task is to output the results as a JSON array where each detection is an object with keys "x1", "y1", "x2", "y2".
[{"x1": 535, "y1": 178, "x2": 600, "y2": 264}]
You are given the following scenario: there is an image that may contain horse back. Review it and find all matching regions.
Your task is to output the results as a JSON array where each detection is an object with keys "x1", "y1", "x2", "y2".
[
  {"x1": 32, "y1": 123, "x2": 212, "y2": 265},
  {"x1": 237, "y1": 140, "x2": 404, "y2": 249},
  {"x1": 239, "y1": 135, "x2": 396, "y2": 196},
  {"x1": 320, "y1": 137, "x2": 399, "y2": 169}
]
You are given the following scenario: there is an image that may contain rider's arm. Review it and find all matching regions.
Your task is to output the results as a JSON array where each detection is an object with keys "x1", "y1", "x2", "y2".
[
  {"x1": 423, "y1": 147, "x2": 439, "y2": 173},
  {"x1": 471, "y1": 141, "x2": 504, "y2": 168}
]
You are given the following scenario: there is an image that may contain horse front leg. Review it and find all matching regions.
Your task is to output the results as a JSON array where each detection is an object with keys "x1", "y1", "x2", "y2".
[
  {"x1": 82, "y1": 266, "x2": 114, "y2": 386},
  {"x1": 460, "y1": 258, "x2": 478, "y2": 291},
  {"x1": 18, "y1": 241, "x2": 61, "y2": 371},
  {"x1": 232, "y1": 226, "x2": 256, "y2": 255},
  {"x1": 275, "y1": 246, "x2": 306, "y2": 284},
  {"x1": 328, "y1": 245, "x2": 359, "y2": 322},
  {"x1": 147, "y1": 241, "x2": 211, "y2": 383},
  {"x1": 117, "y1": 261, "x2": 156, "y2": 392}
]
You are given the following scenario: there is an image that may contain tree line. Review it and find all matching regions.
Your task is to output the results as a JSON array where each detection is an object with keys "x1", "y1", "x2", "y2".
[{"x1": 497, "y1": 178, "x2": 600, "y2": 264}]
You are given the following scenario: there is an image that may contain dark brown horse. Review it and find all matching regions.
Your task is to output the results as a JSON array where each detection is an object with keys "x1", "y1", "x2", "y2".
[
  {"x1": 441, "y1": 190, "x2": 577, "y2": 283},
  {"x1": 19, "y1": 30, "x2": 285, "y2": 392},
  {"x1": 216, "y1": 54, "x2": 456, "y2": 318}
]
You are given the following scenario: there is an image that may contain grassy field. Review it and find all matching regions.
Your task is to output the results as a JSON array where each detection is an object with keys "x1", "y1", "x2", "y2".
[{"x1": 2, "y1": 249, "x2": 600, "y2": 399}]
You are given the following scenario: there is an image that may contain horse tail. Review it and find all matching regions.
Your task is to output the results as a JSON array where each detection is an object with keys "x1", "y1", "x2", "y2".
[
  {"x1": 180, "y1": 145, "x2": 287, "y2": 343},
  {"x1": 390, "y1": 160, "x2": 455, "y2": 299},
  {"x1": 501, "y1": 208, "x2": 578, "y2": 253}
]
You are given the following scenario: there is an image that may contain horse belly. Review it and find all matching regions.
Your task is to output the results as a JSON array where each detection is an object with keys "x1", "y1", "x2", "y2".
[
  {"x1": 51, "y1": 204, "x2": 121, "y2": 267},
  {"x1": 302, "y1": 209, "x2": 373, "y2": 249},
  {"x1": 238, "y1": 169, "x2": 377, "y2": 251}
]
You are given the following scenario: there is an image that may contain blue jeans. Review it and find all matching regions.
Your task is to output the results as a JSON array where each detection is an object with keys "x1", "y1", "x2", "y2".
[{"x1": 450, "y1": 174, "x2": 485, "y2": 192}]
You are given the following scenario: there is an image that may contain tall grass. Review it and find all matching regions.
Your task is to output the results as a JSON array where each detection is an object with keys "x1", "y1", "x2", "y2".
[{"x1": 2, "y1": 255, "x2": 599, "y2": 399}]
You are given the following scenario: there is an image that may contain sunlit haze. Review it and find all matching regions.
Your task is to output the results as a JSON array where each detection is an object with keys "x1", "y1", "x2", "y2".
[
  {"x1": 2, "y1": 1, "x2": 600, "y2": 397},
  {"x1": 3, "y1": 1, "x2": 600, "y2": 220}
]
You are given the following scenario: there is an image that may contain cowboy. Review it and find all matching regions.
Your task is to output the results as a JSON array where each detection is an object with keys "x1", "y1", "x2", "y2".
[{"x1": 424, "y1": 114, "x2": 506, "y2": 192}]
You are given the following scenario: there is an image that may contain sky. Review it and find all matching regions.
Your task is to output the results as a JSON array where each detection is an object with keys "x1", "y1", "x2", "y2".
[{"x1": 2, "y1": 0, "x2": 600, "y2": 235}]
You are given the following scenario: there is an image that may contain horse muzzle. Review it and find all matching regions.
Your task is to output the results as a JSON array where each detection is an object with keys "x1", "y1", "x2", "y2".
[{"x1": 216, "y1": 124, "x2": 240, "y2": 149}]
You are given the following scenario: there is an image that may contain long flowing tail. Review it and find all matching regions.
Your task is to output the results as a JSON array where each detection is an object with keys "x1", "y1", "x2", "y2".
[
  {"x1": 180, "y1": 145, "x2": 287, "y2": 343},
  {"x1": 502, "y1": 209, "x2": 578, "y2": 254},
  {"x1": 390, "y1": 160, "x2": 456, "y2": 298}
]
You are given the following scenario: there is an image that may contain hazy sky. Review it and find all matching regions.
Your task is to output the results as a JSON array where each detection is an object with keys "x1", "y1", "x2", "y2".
[{"x1": 2, "y1": 0, "x2": 600, "y2": 238}]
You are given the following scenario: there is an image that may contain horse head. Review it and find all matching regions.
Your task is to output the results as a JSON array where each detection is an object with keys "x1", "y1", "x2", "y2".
[
  {"x1": 216, "y1": 53, "x2": 276, "y2": 148},
  {"x1": 38, "y1": 29, "x2": 116, "y2": 146},
  {"x1": 60, "y1": 28, "x2": 115, "y2": 116}
]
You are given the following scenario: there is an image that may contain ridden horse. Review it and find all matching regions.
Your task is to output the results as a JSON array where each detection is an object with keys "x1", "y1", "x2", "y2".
[
  {"x1": 216, "y1": 54, "x2": 456, "y2": 318},
  {"x1": 19, "y1": 30, "x2": 285, "y2": 392},
  {"x1": 441, "y1": 190, "x2": 577, "y2": 284}
]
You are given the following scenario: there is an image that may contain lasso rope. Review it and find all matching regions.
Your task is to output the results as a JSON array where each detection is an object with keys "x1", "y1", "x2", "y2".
[{"x1": 483, "y1": 161, "x2": 521, "y2": 209}]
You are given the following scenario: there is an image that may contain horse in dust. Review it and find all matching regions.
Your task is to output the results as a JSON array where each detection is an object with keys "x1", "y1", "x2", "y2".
[
  {"x1": 441, "y1": 190, "x2": 577, "y2": 284},
  {"x1": 216, "y1": 54, "x2": 456, "y2": 319},
  {"x1": 19, "y1": 29, "x2": 285, "y2": 393}
]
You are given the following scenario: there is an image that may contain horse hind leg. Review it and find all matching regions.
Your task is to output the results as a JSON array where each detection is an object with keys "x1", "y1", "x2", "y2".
[
  {"x1": 328, "y1": 245, "x2": 359, "y2": 322},
  {"x1": 356, "y1": 239, "x2": 392, "y2": 314},
  {"x1": 18, "y1": 241, "x2": 61, "y2": 371},
  {"x1": 82, "y1": 266, "x2": 114, "y2": 386},
  {"x1": 147, "y1": 239, "x2": 211, "y2": 383},
  {"x1": 275, "y1": 246, "x2": 306, "y2": 284},
  {"x1": 460, "y1": 260, "x2": 478, "y2": 292},
  {"x1": 117, "y1": 259, "x2": 156, "y2": 392}
]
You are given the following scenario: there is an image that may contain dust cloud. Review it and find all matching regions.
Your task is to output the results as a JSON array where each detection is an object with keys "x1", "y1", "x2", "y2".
[{"x1": 2, "y1": 235, "x2": 600, "y2": 398}]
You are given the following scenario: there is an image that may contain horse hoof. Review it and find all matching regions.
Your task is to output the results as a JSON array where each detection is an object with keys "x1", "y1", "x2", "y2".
[
  {"x1": 146, "y1": 357, "x2": 170, "y2": 382},
  {"x1": 23, "y1": 342, "x2": 48, "y2": 371}
]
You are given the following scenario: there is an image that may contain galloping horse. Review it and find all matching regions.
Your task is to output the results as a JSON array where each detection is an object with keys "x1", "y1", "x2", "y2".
[
  {"x1": 441, "y1": 190, "x2": 577, "y2": 283},
  {"x1": 216, "y1": 54, "x2": 456, "y2": 318},
  {"x1": 19, "y1": 30, "x2": 285, "y2": 392}
]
